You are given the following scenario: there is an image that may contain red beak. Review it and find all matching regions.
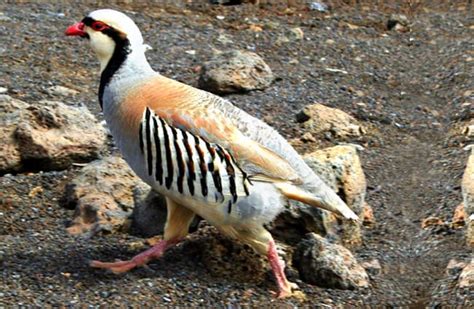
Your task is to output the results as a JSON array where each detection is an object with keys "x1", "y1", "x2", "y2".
[{"x1": 65, "y1": 22, "x2": 86, "y2": 37}]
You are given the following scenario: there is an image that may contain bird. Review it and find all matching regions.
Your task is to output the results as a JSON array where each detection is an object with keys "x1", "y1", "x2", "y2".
[{"x1": 65, "y1": 9, "x2": 358, "y2": 298}]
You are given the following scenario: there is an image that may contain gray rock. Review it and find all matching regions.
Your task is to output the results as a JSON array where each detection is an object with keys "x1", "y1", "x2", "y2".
[
  {"x1": 269, "y1": 200, "x2": 331, "y2": 245},
  {"x1": 309, "y1": 2, "x2": 328, "y2": 12},
  {"x1": 65, "y1": 155, "x2": 166, "y2": 236},
  {"x1": 293, "y1": 233, "x2": 369, "y2": 290},
  {"x1": 198, "y1": 50, "x2": 273, "y2": 94},
  {"x1": 131, "y1": 185, "x2": 167, "y2": 237},
  {"x1": 0, "y1": 95, "x2": 106, "y2": 174}
]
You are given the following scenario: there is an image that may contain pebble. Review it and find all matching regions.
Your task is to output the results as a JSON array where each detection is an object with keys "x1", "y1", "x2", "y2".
[{"x1": 309, "y1": 2, "x2": 328, "y2": 12}]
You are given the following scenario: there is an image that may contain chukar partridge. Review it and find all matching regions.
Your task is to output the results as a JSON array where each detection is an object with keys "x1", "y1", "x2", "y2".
[{"x1": 65, "y1": 9, "x2": 358, "y2": 298}]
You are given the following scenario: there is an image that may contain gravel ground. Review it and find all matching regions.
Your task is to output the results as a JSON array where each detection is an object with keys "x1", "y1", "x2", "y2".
[{"x1": 1, "y1": 1, "x2": 473, "y2": 307}]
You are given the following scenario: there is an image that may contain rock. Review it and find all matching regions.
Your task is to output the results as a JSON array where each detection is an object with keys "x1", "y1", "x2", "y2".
[
  {"x1": 309, "y1": 2, "x2": 328, "y2": 12},
  {"x1": 15, "y1": 100, "x2": 106, "y2": 171},
  {"x1": 387, "y1": 14, "x2": 410, "y2": 32},
  {"x1": 47, "y1": 85, "x2": 79, "y2": 97},
  {"x1": 446, "y1": 259, "x2": 467, "y2": 276},
  {"x1": 198, "y1": 50, "x2": 273, "y2": 94},
  {"x1": 452, "y1": 203, "x2": 466, "y2": 229},
  {"x1": 421, "y1": 216, "x2": 444, "y2": 229},
  {"x1": 66, "y1": 193, "x2": 131, "y2": 236},
  {"x1": 0, "y1": 87, "x2": 7, "y2": 94},
  {"x1": 65, "y1": 155, "x2": 166, "y2": 236},
  {"x1": 289, "y1": 27, "x2": 304, "y2": 40},
  {"x1": 362, "y1": 202, "x2": 376, "y2": 228},
  {"x1": 459, "y1": 259, "x2": 473, "y2": 288},
  {"x1": 0, "y1": 95, "x2": 106, "y2": 174},
  {"x1": 0, "y1": 95, "x2": 29, "y2": 173},
  {"x1": 293, "y1": 233, "x2": 369, "y2": 289},
  {"x1": 362, "y1": 259, "x2": 382, "y2": 277},
  {"x1": 269, "y1": 199, "x2": 330, "y2": 245},
  {"x1": 276, "y1": 27, "x2": 304, "y2": 45},
  {"x1": 462, "y1": 145, "x2": 474, "y2": 246},
  {"x1": 130, "y1": 185, "x2": 167, "y2": 237},
  {"x1": 216, "y1": 33, "x2": 234, "y2": 45},
  {"x1": 303, "y1": 145, "x2": 368, "y2": 246},
  {"x1": 296, "y1": 103, "x2": 366, "y2": 140}
]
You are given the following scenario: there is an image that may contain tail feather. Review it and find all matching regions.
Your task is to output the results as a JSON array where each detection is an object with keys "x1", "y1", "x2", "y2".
[{"x1": 275, "y1": 182, "x2": 359, "y2": 221}]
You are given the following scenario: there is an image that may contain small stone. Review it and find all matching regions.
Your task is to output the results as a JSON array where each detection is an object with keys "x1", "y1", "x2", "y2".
[
  {"x1": 0, "y1": 87, "x2": 7, "y2": 94},
  {"x1": 309, "y1": 2, "x2": 328, "y2": 12},
  {"x1": 216, "y1": 34, "x2": 233, "y2": 45},
  {"x1": 421, "y1": 216, "x2": 444, "y2": 229},
  {"x1": 47, "y1": 85, "x2": 79, "y2": 96},
  {"x1": 248, "y1": 24, "x2": 263, "y2": 32},
  {"x1": 288, "y1": 27, "x2": 304, "y2": 40},
  {"x1": 446, "y1": 259, "x2": 467, "y2": 276},
  {"x1": 362, "y1": 259, "x2": 382, "y2": 276},
  {"x1": 0, "y1": 12, "x2": 11, "y2": 21},
  {"x1": 301, "y1": 132, "x2": 316, "y2": 143},
  {"x1": 362, "y1": 203, "x2": 376, "y2": 228},
  {"x1": 452, "y1": 203, "x2": 466, "y2": 229}
]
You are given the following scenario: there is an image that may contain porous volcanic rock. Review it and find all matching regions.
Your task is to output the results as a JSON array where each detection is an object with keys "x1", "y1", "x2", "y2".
[
  {"x1": 296, "y1": 103, "x2": 366, "y2": 140},
  {"x1": 0, "y1": 95, "x2": 106, "y2": 174},
  {"x1": 65, "y1": 155, "x2": 167, "y2": 236},
  {"x1": 198, "y1": 50, "x2": 274, "y2": 94},
  {"x1": 293, "y1": 233, "x2": 369, "y2": 290}
]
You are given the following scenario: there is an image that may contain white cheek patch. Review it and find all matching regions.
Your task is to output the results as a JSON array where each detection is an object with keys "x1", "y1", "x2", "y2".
[{"x1": 88, "y1": 30, "x2": 116, "y2": 72}]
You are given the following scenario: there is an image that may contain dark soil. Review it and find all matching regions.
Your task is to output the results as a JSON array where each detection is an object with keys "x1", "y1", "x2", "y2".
[{"x1": 1, "y1": 1, "x2": 472, "y2": 307}]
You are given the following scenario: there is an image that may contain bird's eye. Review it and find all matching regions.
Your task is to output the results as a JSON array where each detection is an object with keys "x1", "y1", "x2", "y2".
[{"x1": 91, "y1": 21, "x2": 107, "y2": 31}]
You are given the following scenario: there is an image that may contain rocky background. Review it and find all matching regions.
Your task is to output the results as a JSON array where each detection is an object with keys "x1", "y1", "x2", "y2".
[{"x1": 0, "y1": 1, "x2": 473, "y2": 306}]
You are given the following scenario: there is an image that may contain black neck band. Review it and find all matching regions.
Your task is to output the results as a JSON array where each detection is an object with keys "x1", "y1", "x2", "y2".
[{"x1": 82, "y1": 17, "x2": 131, "y2": 110}]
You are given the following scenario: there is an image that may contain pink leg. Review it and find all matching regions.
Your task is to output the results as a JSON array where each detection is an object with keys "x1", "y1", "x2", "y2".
[
  {"x1": 90, "y1": 238, "x2": 179, "y2": 273},
  {"x1": 267, "y1": 239, "x2": 298, "y2": 298}
]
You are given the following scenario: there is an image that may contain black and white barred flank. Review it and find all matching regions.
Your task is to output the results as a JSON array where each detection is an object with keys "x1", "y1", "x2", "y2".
[{"x1": 139, "y1": 107, "x2": 252, "y2": 212}]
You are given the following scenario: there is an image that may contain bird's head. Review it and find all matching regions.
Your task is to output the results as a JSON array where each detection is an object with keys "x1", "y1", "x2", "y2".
[{"x1": 65, "y1": 9, "x2": 149, "y2": 72}]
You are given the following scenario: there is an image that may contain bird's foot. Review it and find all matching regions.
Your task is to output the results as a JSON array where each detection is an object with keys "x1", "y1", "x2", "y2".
[{"x1": 90, "y1": 239, "x2": 176, "y2": 273}]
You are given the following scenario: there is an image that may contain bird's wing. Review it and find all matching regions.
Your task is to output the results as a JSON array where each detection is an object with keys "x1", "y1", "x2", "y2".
[{"x1": 118, "y1": 75, "x2": 302, "y2": 185}]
